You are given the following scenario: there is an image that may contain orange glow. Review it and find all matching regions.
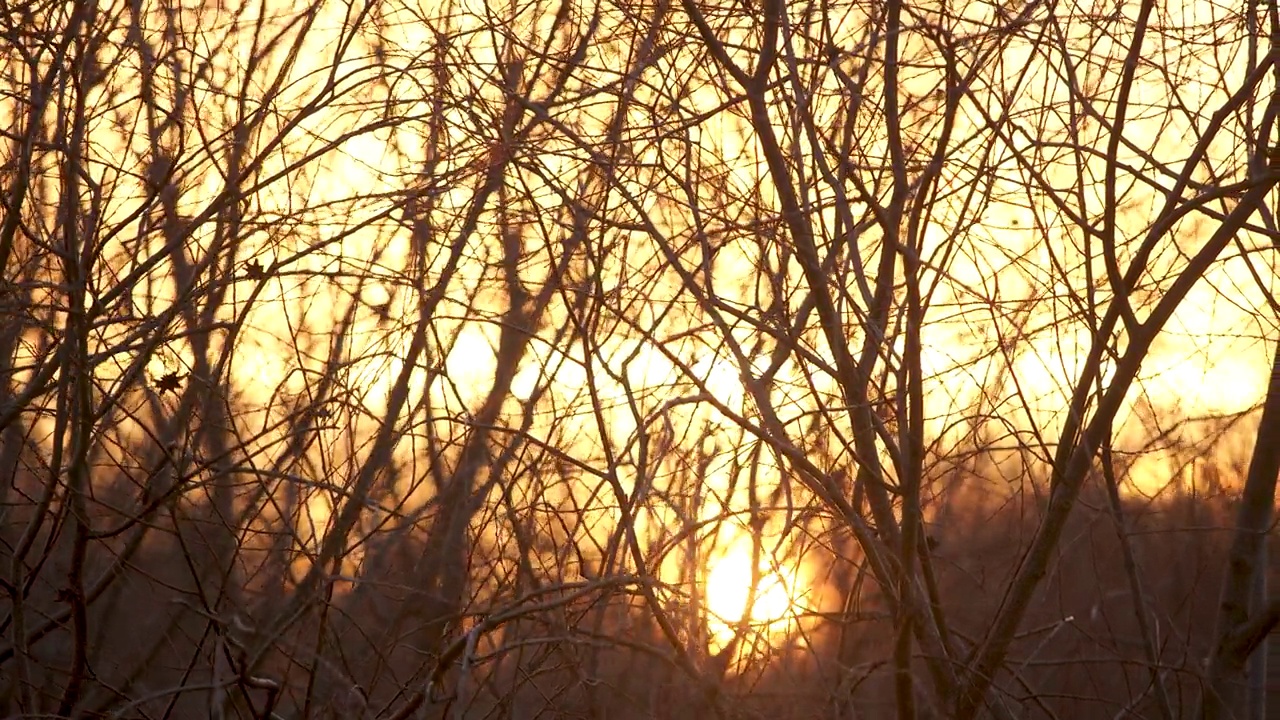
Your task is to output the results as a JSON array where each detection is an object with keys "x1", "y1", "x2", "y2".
[{"x1": 703, "y1": 536, "x2": 806, "y2": 654}]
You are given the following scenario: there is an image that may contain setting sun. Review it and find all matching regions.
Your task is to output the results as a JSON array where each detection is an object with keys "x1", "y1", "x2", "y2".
[{"x1": 704, "y1": 544, "x2": 802, "y2": 649}]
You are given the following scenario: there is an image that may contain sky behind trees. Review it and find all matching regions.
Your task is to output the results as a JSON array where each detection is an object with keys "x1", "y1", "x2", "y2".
[{"x1": 2, "y1": 0, "x2": 1280, "y2": 717}]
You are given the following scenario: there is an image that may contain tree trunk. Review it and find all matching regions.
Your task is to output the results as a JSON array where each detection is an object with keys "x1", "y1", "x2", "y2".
[{"x1": 1202, "y1": 343, "x2": 1280, "y2": 718}]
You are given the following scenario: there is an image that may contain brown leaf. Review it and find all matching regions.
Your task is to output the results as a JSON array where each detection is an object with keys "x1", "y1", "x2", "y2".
[
  {"x1": 154, "y1": 371, "x2": 185, "y2": 394},
  {"x1": 244, "y1": 258, "x2": 267, "y2": 280}
]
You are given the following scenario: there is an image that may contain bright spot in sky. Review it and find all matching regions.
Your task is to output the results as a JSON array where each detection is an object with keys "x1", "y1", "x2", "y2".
[{"x1": 704, "y1": 545, "x2": 798, "y2": 648}]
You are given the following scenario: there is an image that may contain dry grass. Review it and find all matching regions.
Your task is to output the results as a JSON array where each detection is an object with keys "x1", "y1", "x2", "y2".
[{"x1": 4, "y1": 453, "x2": 1269, "y2": 720}]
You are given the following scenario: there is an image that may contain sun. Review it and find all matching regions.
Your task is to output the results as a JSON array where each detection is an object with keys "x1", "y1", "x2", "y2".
[{"x1": 704, "y1": 544, "x2": 800, "y2": 650}]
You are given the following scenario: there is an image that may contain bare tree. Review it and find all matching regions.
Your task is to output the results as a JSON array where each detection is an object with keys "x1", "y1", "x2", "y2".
[{"x1": 3, "y1": 0, "x2": 1280, "y2": 718}]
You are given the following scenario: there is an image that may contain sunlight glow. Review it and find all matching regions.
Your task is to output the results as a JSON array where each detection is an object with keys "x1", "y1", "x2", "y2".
[{"x1": 704, "y1": 543, "x2": 800, "y2": 650}]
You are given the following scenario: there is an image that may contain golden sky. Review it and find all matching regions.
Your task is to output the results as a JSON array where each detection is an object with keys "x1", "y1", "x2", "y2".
[{"x1": 12, "y1": 0, "x2": 1278, "y2": 662}]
